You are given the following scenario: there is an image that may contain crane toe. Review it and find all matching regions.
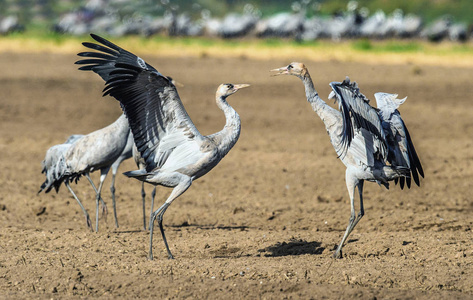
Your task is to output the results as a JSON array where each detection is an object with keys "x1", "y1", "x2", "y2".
[{"x1": 333, "y1": 249, "x2": 343, "y2": 259}]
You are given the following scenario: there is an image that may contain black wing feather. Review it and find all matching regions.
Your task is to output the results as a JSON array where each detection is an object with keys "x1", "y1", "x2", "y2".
[
  {"x1": 403, "y1": 121, "x2": 424, "y2": 187},
  {"x1": 75, "y1": 33, "x2": 159, "y2": 82},
  {"x1": 81, "y1": 42, "x2": 118, "y2": 56},
  {"x1": 383, "y1": 112, "x2": 423, "y2": 190},
  {"x1": 77, "y1": 51, "x2": 117, "y2": 60},
  {"x1": 330, "y1": 78, "x2": 387, "y2": 158},
  {"x1": 78, "y1": 65, "x2": 98, "y2": 71},
  {"x1": 76, "y1": 34, "x2": 196, "y2": 172},
  {"x1": 75, "y1": 58, "x2": 112, "y2": 65}
]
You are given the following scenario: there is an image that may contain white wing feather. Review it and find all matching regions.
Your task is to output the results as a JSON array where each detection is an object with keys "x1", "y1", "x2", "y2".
[{"x1": 374, "y1": 92, "x2": 407, "y2": 119}]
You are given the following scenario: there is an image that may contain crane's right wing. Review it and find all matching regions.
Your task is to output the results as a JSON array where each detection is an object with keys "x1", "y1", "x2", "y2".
[{"x1": 76, "y1": 34, "x2": 203, "y2": 172}]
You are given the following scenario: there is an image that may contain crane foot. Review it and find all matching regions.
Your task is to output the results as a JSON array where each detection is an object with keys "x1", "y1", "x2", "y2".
[
  {"x1": 86, "y1": 216, "x2": 93, "y2": 231},
  {"x1": 333, "y1": 249, "x2": 343, "y2": 259}
]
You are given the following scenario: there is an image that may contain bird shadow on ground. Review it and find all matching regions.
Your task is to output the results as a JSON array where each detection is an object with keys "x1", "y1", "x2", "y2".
[
  {"x1": 347, "y1": 238, "x2": 359, "y2": 244},
  {"x1": 113, "y1": 229, "x2": 144, "y2": 234},
  {"x1": 168, "y1": 221, "x2": 249, "y2": 231},
  {"x1": 258, "y1": 239, "x2": 325, "y2": 257}
]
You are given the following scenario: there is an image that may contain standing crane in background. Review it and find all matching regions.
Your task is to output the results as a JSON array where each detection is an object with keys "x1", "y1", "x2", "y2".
[
  {"x1": 39, "y1": 115, "x2": 132, "y2": 232},
  {"x1": 76, "y1": 34, "x2": 250, "y2": 260},
  {"x1": 271, "y1": 62, "x2": 423, "y2": 259}
]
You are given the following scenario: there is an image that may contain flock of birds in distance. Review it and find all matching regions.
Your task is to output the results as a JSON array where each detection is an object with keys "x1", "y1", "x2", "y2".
[
  {"x1": 39, "y1": 34, "x2": 424, "y2": 260},
  {"x1": 1, "y1": 1, "x2": 471, "y2": 42}
]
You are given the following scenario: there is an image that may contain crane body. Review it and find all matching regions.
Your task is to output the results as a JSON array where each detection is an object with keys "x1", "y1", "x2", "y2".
[
  {"x1": 271, "y1": 63, "x2": 423, "y2": 258},
  {"x1": 39, "y1": 115, "x2": 132, "y2": 231},
  {"x1": 76, "y1": 34, "x2": 249, "y2": 259}
]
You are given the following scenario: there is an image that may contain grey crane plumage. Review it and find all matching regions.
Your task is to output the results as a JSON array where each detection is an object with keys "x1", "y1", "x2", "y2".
[
  {"x1": 132, "y1": 76, "x2": 182, "y2": 231},
  {"x1": 271, "y1": 63, "x2": 423, "y2": 258},
  {"x1": 39, "y1": 114, "x2": 132, "y2": 232},
  {"x1": 39, "y1": 134, "x2": 84, "y2": 194},
  {"x1": 39, "y1": 134, "x2": 97, "y2": 228},
  {"x1": 76, "y1": 34, "x2": 249, "y2": 260}
]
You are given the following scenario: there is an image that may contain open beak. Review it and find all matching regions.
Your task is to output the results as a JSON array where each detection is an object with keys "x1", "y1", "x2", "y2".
[
  {"x1": 233, "y1": 84, "x2": 250, "y2": 92},
  {"x1": 270, "y1": 66, "x2": 289, "y2": 76},
  {"x1": 328, "y1": 91, "x2": 336, "y2": 100},
  {"x1": 173, "y1": 80, "x2": 184, "y2": 88},
  {"x1": 167, "y1": 76, "x2": 184, "y2": 87}
]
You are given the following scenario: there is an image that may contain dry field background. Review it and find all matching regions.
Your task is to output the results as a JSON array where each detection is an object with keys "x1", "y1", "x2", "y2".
[{"x1": 0, "y1": 39, "x2": 472, "y2": 298}]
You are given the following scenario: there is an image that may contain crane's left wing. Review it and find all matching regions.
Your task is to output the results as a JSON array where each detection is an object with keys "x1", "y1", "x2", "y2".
[
  {"x1": 329, "y1": 77, "x2": 387, "y2": 159},
  {"x1": 375, "y1": 93, "x2": 424, "y2": 189},
  {"x1": 76, "y1": 34, "x2": 158, "y2": 82},
  {"x1": 75, "y1": 34, "x2": 203, "y2": 172}
]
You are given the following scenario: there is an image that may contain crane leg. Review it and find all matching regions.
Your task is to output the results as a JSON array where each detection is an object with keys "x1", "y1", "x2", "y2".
[
  {"x1": 65, "y1": 181, "x2": 92, "y2": 231},
  {"x1": 95, "y1": 172, "x2": 108, "y2": 232},
  {"x1": 149, "y1": 176, "x2": 191, "y2": 260},
  {"x1": 149, "y1": 202, "x2": 170, "y2": 260},
  {"x1": 85, "y1": 174, "x2": 107, "y2": 217},
  {"x1": 149, "y1": 187, "x2": 156, "y2": 231},
  {"x1": 110, "y1": 159, "x2": 124, "y2": 229},
  {"x1": 86, "y1": 171, "x2": 109, "y2": 232},
  {"x1": 334, "y1": 172, "x2": 364, "y2": 259},
  {"x1": 348, "y1": 180, "x2": 364, "y2": 236},
  {"x1": 139, "y1": 183, "x2": 156, "y2": 231},
  {"x1": 141, "y1": 182, "x2": 146, "y2": 230},
  {"x1": 110, "y1": 170, "x2": 119, "y2": 228}
]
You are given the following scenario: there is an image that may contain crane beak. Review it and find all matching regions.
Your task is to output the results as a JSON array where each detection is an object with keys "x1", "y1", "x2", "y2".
[
  {"x1": 167, "y1": 76, "x2": 184, "y2": 87},
  {"x1": 270, "y1": 66, "x2": 289, "y2": 76},
  {"x1": 232, "y1": 84, "x2": 250, "y2": 92},
  {"x1": 173, "y1": 80, "x2": 184, "y2": 88},
  {"x1": 328, "y1": 91, "x2": 336, "y2": 100}
]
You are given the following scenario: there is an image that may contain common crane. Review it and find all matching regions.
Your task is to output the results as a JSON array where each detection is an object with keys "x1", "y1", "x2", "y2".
[
  {"x1": 76, "y1": 34, "x2": 249, "y2": 259},
  {"x1": 271, "y1": 62, "x2": 423, "y2": 258}
]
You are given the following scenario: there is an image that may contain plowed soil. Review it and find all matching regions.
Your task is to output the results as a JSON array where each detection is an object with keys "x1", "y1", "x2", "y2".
[{"x1": 0, "y1": 47, "x2": 472, "y2": 299}]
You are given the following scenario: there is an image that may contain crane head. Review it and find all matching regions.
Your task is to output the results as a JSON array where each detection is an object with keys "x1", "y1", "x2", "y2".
[
  {"x1": 270, "y1": 62, "x2": 307, "y2": 78},
  {"x1": 217, "y1": 83, "x2": 250, "y2": 98}
]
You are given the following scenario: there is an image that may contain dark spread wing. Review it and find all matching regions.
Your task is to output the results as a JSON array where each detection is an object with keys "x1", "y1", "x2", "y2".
[
  {"x1": 402, "y1": 120, "x2": 424, "y2": 188},
  {"x1": 375, "y1": 93, "x2": 424, "y2": 189},
  {"x1": 386, "y1": 116, "x2": 424, "y2": 189},
  {"x1": 329, "y1": 77, "x2": 387, "y2": 159},
  {"x1": 76, "y1": 34, "x2": 202, "y2": 172},
  {"x1": 76, "y1": 34, "x2": 158, "y2": 82}
]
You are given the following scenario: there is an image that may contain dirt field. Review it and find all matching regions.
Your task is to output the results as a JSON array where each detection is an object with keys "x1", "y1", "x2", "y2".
[{"x1": 0, "y1": 45, "x2": 472, "y2": 299}]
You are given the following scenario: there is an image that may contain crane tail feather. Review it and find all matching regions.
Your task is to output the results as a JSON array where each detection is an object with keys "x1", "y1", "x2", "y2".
[{"x1": 123, "y1": 169, "x2": 149, "y2": 181}]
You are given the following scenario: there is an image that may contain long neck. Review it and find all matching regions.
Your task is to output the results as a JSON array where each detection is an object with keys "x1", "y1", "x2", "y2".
[
  {"x1": 301, "y1": 73, "x2": 341, "y2": 129},
  {"x1": 212, "y1": 95, "x2": 241, "y2": 155},
  {"x1": 112, "y1": 113, "x2": 130, "y2": 132}
]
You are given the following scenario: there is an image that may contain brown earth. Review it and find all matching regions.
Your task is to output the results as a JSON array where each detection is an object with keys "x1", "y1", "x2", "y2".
[{"x1": 0, "y1": 47, "x2": 472, "y2": 299}]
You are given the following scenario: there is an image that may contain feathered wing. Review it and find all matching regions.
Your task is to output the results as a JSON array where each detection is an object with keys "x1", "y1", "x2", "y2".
[
  {"x1": 76, "y1": 34, "x2": 203, "y2": 172},
  {"x1": 39, "y1": 143, "x2": 76, "y2": 193},
  {"x1": 402, "y1": 122, "x2": 424, "y2": 187},
  {"x1": 375, "y1": 93, "x2": 424, "y2": 189},
  {"x1": 329, "y1": 77, "x2": 387, "y2": 160},
  {"x1": 76, "y1": 34, "x2": 158, "y2": 82},
  {"x1": 373, "y1": 92, "x2": 406, "y2": 119}
]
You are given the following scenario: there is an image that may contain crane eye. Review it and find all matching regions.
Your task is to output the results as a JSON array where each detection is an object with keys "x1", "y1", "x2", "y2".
[{"x1": 227, "y1": 84, "x2": 234, "y2": 89}]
